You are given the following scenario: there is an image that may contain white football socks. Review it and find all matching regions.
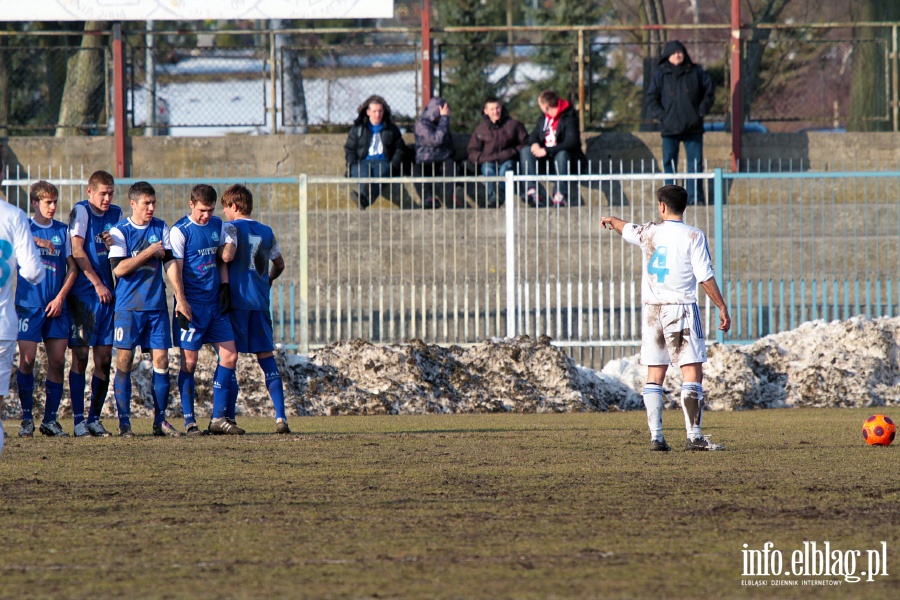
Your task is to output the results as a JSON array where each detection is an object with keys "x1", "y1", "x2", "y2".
[
  {"x1": 681, "y1": 382, "x2": 704, "y2": 440},
  {"x1": 643, "y1": 383, "x2": 665, "y2": 442}
]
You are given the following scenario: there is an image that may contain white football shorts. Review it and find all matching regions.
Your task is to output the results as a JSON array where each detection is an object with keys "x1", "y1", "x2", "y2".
[
  {"x1": 0, "y1": 339, "x2": 15, "y2": 396},
  {"x1": 640, "y1": 303, "x2": 707, "y2": 367}
]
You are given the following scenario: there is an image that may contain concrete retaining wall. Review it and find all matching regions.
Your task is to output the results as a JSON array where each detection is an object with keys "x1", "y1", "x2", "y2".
[{"x1": 4, "y1": 132, "x2": 900, "y2": 180}]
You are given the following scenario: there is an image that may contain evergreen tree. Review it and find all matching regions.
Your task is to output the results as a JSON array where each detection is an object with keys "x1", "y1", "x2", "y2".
[{"x1": 434, "y1": 0, "x2": 511, "y2": 131}]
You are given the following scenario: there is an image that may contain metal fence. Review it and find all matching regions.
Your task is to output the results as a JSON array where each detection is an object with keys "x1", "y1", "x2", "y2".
[
  {"x1": 2, "y1": 23, "x2": 899, "y2": 134},
  {"x1": 5, "y1": 166, "x2": 899, "y2": 365}
]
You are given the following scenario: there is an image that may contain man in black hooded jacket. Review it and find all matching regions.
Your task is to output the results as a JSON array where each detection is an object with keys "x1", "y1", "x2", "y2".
[
  {"x1": 344, "y1": 95, "x2": 410, "y2": 209},
  {"x1": 644, "y1": 41, "x2": 715, "y2": 205}
]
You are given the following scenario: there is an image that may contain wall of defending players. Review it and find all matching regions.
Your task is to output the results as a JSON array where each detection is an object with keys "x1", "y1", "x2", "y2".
[{"x1": 1, "y1": 172, "x2": 292, "y2": 439}]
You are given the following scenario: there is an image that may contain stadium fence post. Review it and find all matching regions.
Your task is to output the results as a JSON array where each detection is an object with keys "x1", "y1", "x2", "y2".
[
  {"x1": 505, "y1": 169, "x2": 516, "y2": 339},
  {"x1": 299, "y1": 174, "x2": 309, "y2": 354},
  {"x1": 714, "y1": 168, "x2": 725, "y2": 345}
]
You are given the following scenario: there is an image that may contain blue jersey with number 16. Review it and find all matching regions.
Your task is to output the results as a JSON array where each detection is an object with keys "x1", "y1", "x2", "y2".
[{"x1": 16, "y1": 218, "x2": 71, "y2": 308}]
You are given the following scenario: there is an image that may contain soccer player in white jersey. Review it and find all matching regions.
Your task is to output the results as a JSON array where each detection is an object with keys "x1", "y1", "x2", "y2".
[
  {"x1": 0, "y1": 195, "x2": 45, "y2": 446},
  {"x1": 601, "y1": 184, "x2": 731, "y2": 451}
]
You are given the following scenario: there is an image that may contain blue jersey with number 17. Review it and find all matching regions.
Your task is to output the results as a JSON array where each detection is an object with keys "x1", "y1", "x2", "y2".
[
  {"x1": 227, "y1": 218, "x2": 281, "y2": 311},
  {"x1": 108, "y1": 217, "x2": 171, "y2": 312},
  {"x1": 16, "y1": 218, "x2": 71, "y2": 308}
]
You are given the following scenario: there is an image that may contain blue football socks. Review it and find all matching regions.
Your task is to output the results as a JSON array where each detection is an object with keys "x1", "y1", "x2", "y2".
[
  {"x1": 17, "y1": 370, "x2": 34, "y2": 421},
  {"x1": 212, "y1": 365, "x2": 233, "y2": 420},
  {"x1": 152, "y1": 369, "x2": 170, "y2": 426},
  {"x1": 258, "y1": 355, "x2": 286, "y2": 421},
  {"x1": 226, "y1": 370, "x2": 239, "y2": 420},
  {"x1": 114, "y1": 370, "x2": 132, "y2": 427},
  {"x1": 87, "y1": 374, "x2": 108, "y2": 424},
  {"x1": 178, "y1": 369, "x2": 195, "y2": 425},
  {"x1": 43, "y1": 380, "x2": 63, "y2": 424},
  {"x1": 69, "y1": 371, "x2": 87, "y2": 425}
]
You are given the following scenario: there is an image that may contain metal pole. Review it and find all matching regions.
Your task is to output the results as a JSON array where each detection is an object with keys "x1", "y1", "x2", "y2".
[
  {"x1": 299, "y1": 174, "x2": 309, "y2": 354},
  {"x1": 421, "y1": 0, "x2": 432, "y2": 108},
  {"x1": 270, "y1": 30, "x2": 277, "y2": 134},
  {"x1": 730, "y1": 0, "x2": 742, "y2": 170},
  {"x1": 893, "y1": 24, "x2": 898, "y2": 132},
  {"x1": 714, "y1": 168, "x2": 725, "y2": 344},
  {"x1": 145, "y1": 21, "x2": 155, "y2": 137},
  {"x1": 113, "y1": 23, "x2": 126, "y2": 178},
  {"x1": 577, "y1": 28, "x2": 585, "y2": 137},
  {"x1": 505, "y1": 170, "x2": 516, "y2": 339}
]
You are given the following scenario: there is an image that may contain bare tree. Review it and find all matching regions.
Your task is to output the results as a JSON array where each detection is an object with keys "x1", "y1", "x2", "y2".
[
  {"x1": 271, "y1": 19, "x2": 308, "y2": 134},
  {"x1": 55, "y1": 21, "x2": 107, "y2": 137}
]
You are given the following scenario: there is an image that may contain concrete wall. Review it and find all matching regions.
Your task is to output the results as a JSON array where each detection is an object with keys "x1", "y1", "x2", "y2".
[{"x1": 4, "y1": 132, "x2": 900, "y2": 180}]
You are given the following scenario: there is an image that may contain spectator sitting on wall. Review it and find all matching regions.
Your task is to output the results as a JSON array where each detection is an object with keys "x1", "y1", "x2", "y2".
[
  {"x1": 644, "y1": 41, "x2": 715, "y2": 205},
  {"x1": 520, "y1": 90, "x2": 586, "y2": 208},
  {"x1": 465, "y1": 96, "x2": 529, "y2": 208},
  {"x1": 414, "y1": 97, "x2": 464, "y2": 209},
  {"x1": 344, "y1": 95, "x2": 410, "y2": 210}
]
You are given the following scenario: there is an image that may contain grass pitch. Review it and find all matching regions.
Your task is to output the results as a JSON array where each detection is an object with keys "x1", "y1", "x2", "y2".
[{"x1": 1, "y1": 408, "x2": 898, "y2": 599}]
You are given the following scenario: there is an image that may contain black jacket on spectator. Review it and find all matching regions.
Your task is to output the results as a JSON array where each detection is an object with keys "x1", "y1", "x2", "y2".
[
  {"x1": 644, "y1": 41, "x2": 715, "y2": 136},
  {"x1": 525, "y1": 100, "x2": 586, "y2": 163},
  {"x1": 344, "y1": 110, "x2": 408, "y2": 173},
  {"x1": 467, "y1": 108, "x2": 528, "y2": 166}
]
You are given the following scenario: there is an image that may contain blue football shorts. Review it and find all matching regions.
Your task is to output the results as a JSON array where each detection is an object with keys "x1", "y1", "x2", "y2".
[
  {"x1": 172, "y1": 302, "x2": 235, "y2": 351},
  {"x1": 229, "y1": 308, "x2": 275, "y2": 354},
  {"x1": 113, "y1": 309, "x2": 172, "y2": 351},
  {"x1": 16, "y1": 305, "x2": 71, "y2": 343},
  {"x1": 67, "y1": 294, "x2": 115, "y2": 347}
]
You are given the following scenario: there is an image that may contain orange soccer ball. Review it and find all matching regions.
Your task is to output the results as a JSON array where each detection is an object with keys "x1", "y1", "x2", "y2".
[{"x1": 862, "y1": 414, "x2": 896, "y2": 446}]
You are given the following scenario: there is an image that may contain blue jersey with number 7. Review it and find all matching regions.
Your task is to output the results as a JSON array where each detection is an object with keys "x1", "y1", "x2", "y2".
[{"x1": 226, "y1": 218, "x2": 281, "y2": 312}]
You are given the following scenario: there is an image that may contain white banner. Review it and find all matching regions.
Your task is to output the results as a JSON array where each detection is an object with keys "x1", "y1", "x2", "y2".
[{"x1": 0, "y1": 0, "x2": 394, "y2": 21}]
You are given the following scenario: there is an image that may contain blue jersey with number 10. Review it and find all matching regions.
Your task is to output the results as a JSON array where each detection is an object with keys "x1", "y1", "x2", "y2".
[
  {"x1": 16, "y1": 218, "x2": 70, "y2": 308},
  {"x1": 109, "y1": 217, "x2": 170, "y2": 312},
  {"x1": 227, "y1": 219, "x2": 280, "y2": 312}
]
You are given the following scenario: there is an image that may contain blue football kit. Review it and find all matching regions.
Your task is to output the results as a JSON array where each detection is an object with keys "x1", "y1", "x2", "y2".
[
  {"x1": 16, "y1": 218, "x2": 71, "y2": 342},
  {"x1": 170, "y1": 214, "x2": 238, "y2": 427},
  {"x1": 227, "y1": 218, "x2": 281, "y2": 353},
  {"x1": 108, "y1": 216, "x2": 172, "y2": 350},
  {"x1": 67, "y1": 200, "x2": 122, "y2": 347},
  {"x1": 170, "y1": 214, "x2": 234, "y2": 351},
  {"x1": 224, "y1": 217, "x2": 287, "y2": 425}
]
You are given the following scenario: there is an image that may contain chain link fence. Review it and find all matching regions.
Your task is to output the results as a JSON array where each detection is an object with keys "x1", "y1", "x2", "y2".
[
  {"x1": 0, "y1": 24, "x2": 898, "y2": 135},
  {"x1": 0, "y1": 45, "x2": 110, "y2": 134}
]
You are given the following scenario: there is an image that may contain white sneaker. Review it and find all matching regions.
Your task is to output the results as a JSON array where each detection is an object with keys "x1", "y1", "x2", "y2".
[
  {"x1": 73, "y1": 422, "x2": 91, "y2": 437},
  {"x1": 686, "y1": 435, "x2": 725, "y2": 451}
]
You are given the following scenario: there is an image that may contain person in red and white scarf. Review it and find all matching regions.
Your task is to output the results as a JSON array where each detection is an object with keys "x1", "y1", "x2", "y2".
[{"x1": 519, "y1": 90, "x2": 586, "y2": 207}]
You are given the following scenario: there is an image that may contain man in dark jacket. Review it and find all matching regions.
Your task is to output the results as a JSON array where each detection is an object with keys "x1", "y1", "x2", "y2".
[
  {"x1": 466, "y1": 97, "x2": 528, "y2": 208},
  {"x1": 520, "y1": 90, "x2": 586, "y2": 207},
  {"x1": 344, "y1": 95, "x2": 410, "y2": 209},
  {"x1": 644, "y1": 41, "x2": 715, "y2": 205}
]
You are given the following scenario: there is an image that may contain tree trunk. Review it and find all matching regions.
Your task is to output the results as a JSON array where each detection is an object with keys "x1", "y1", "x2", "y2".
[
  {"x1": 55, "y1": 21, "x2": 108, "y2": 137},
  {"x1": 849, "y1": 0, "x2": 900, "y2": 131},
  {"x1": 740, "y1": 0, "x2": 792, "y2": 121}
]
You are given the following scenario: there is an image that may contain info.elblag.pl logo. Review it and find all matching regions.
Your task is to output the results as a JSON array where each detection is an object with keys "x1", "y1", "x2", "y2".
[{"x1": 741, "y1": 541, "x2": 889, "y2": 586}]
